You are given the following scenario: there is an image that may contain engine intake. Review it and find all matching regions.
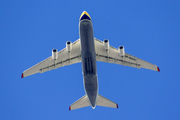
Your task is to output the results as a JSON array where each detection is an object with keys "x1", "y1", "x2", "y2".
[
  {"x1": 52, "y1": 49, "x2": 58, "y2": 60},
  {"x1": 118, "y1": 46, "x2": 125, "y2": 56},
  {"x1": 103, "y1": 39, "x2": 109, "y2": 50},
  {"x1": 66, "y1": 41, "x2": 72, "y2": 52}
]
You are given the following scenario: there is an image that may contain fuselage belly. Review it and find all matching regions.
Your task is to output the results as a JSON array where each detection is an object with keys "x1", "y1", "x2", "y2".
[{"x1": 79, "y1": 19, "x2": 98, "y2": 108}]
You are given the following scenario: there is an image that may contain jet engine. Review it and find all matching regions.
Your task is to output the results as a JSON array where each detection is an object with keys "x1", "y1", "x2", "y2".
[
  {"x1": 52, "y1": 49, "x2": 58, "y2": 60},
  {"x1": 66, "y1": 41, "x2": 72, "y2": 52},
  {"x1": 118, "y1": 46, "x2": 125, "y2": 56},
  {"x1": 103, "y1": 39, "x2": 109, "y2": 50}
]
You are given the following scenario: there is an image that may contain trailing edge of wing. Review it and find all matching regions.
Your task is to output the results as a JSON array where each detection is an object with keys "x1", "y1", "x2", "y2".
[
  {"x1": 69, "y1": 95, "x2": 90, "y2": 111},
  {"x1": 96, "y1": 94, "x2": 118, "y2": 108}
]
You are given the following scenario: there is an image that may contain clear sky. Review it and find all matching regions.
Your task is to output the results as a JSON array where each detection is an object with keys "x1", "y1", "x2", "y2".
[{"x1": 1, "y1": 0, "x2": 180, "y2": 120}]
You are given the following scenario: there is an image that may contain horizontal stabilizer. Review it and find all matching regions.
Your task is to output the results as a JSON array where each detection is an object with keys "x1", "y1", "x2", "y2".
[
  {"x1": 96, "y1": 94, "x2": 118, "y2": 108},
  {"x1": 69, "y1": 95, "x2": 90, "y2": 111}
]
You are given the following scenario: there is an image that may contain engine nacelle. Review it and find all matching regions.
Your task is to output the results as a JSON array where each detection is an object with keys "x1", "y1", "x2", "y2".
[
  {"x1": 118, "y1": 46, "x2": 125, "y2": 56},
  {"x1": 66, "y1": 41, "x2": 72, "y2": 52},
  {"x1": 103, "y1": 39, "x2": 109, "y2": 50},
  {"x1": 52, "y1": 49, "x2": 58, "y2": 60}
]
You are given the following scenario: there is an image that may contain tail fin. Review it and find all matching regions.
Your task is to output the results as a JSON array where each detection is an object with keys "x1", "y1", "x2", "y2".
[
  {"x1": 96, "y1": 94, "x2": 118, "y2": 108},
  {"x1": 69, "y1": 95, "x2": 90, "y2": 111}
]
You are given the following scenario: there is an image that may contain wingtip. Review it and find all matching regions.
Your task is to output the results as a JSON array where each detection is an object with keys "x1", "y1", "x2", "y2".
[
  {"x1": 157, "y1": 67, "x2": 160, "y2": 72},
  {"x1": 116, "y1": 104, "x2": 118, "y2": 108},
  {"x1": 21, "y1": 73, "x2": 24, "y2": 78},
  {"x1": 69, "y1": 106, "x2": 71, "y2": 111}
]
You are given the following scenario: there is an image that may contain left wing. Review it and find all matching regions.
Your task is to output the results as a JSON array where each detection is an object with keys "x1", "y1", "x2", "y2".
[
  {"x1": 94, "y1": 38, "x2": 160, "y2": 71},
  {"x1": 22, "y1": 39, "x2": 81, "y2": 78}
]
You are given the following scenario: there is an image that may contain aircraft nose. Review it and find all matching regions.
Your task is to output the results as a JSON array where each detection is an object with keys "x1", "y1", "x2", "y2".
[{"x1": 80, "y1": 11, "x2": 91, "y2": 21}]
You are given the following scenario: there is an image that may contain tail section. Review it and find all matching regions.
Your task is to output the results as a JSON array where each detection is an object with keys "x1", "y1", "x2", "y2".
[
  {"x1": 69, "y1": 94, "x2": 118, "y2": 110},
  {"x1": 96, "y1": 94, "x2": 118, "y2": 108},
  {"x1": 69, "y1": 95, "x2": 90, "y2": 111}
]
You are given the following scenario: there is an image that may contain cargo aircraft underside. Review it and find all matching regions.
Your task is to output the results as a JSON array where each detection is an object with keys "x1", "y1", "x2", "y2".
[{"x1": 21, "y1": 11, "x2": 160, "y2": 110}]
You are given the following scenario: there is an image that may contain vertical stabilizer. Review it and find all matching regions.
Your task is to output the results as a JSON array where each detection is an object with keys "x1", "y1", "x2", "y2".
[{"x1": 96, "y1": 94, "x2": 118, "y2": 108}]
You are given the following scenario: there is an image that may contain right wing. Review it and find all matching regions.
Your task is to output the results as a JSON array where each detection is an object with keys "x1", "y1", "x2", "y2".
[
  {"x1": 94, "y1": 38, "x2": 160, "y2": 71},
  {"x1": 22, "y1": 39, "x2": 81, "y2": 78}
]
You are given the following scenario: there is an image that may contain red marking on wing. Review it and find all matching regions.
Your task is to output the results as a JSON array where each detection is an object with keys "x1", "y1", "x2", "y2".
[
  {"x1": 21, "y1": 73, "x2": 24, "y2": 78},
  {"x1": 157, "y1": 67, "x2": 160, "y2": 72}
]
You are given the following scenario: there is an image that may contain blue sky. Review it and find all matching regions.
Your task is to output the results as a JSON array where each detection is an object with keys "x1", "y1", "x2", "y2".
[{"x1": 1, "y1": 0, "x2": 180, "y2": 120}]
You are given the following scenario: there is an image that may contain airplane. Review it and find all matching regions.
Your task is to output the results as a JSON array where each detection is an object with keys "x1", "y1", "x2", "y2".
[{"x1": 21, "y1": 11, "x2": 160, "y2": 110}]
